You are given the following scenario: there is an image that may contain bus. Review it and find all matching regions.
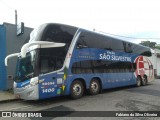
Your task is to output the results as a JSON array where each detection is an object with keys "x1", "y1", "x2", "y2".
[{"x1": 5, "y1": 23, "x2": 154, "y2": 100}]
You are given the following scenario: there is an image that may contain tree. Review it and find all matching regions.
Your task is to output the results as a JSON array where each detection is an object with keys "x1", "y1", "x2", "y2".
[
  {"x1": 155, "y1": 45, "x2": 160, "y2": 50},
  {"x1": 140, "y1": 41, "x2": 156, "y2": 48}
]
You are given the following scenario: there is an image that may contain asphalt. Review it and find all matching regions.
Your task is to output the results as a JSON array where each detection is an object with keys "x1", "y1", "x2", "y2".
[{"x1": 0, "y1": 90, "x2": 18, "y2": 103}]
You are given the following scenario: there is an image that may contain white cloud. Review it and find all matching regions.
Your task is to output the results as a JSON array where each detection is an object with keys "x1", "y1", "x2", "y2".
[{"x1": 0, "y1": 0, "x2": 160, "y2": 44}]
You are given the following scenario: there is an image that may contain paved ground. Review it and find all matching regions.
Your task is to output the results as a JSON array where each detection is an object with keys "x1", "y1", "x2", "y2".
[
  {"x1": 0, "y1": 79, "x2": 159, "y2": 120},
  {"x1": 0, "y1": 90, "x2": 17, "y2": 103}
]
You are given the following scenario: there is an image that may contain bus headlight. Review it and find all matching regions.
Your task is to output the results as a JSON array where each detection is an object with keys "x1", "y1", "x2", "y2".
[
  {"x1": 24, "y1": 80, "x2": 38, "y2": 89},
  {"x1": 30, "y1": 77, "x2": 39, "y2": 86},
  {"x1": 14, "y1": 82, "x2": 17, "y2": 88},
  {"x1": 30, "y1": 80, "x2": 38, "y2": 86},
  {"x1": 23, "y1": 77, "x2": 39, "y2": 89},
  {"x1": 24, "y1": 84, "x2": 31, "y2": 89}
]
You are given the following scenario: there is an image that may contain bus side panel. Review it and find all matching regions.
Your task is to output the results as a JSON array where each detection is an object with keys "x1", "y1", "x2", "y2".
[
  {"x1": 102, "y1": 73, "x2": 136, "y2": 89},
  {"x1": 64, "y1": 72, "x2": 137, "y2": 95},
  {"x1": 64, "y1": 74, "x2": 104, "y2": 95}
]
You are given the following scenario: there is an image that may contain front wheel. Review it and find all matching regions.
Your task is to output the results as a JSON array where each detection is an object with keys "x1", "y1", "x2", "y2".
[
  {"x1": 89, "y1": 79, "x2": 100, "y2": 95},
  {"x1": 70, "y1": 80, "x2": 84, "y2": 99}
]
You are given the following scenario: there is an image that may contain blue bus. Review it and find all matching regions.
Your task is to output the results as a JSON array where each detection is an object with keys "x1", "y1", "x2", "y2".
[{"x1": 5, "y1": 23, "x2": 154, "y2": 100}]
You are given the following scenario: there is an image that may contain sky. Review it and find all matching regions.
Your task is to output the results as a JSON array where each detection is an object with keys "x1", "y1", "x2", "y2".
[{"x1": 0, "y1": 0, "x2": 160, "y2": 44}]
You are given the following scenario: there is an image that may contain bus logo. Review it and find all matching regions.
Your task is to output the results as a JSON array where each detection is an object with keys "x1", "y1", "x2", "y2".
[{"x1": 134, "y1": 56, "x2": 153, "y2": 81}]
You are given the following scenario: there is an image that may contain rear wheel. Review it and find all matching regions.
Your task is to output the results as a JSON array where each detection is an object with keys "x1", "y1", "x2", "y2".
[
  {"x1": 70, "y1": 80, "x2": 84, "y2": 99},
  {"x1": 89, "y1": 79, "x2": 100, "y2": 95},
  {"x1": 136, "y1": 76, "x2": 141, "y2": 87},
  {"x1": 141, "y1": 76, "x2": 147, "y2": 86}
]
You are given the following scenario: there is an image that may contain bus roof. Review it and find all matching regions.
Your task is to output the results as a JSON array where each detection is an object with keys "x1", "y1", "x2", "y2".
[{"x1": 30, "y1": 23, "x2": 151, "y2": 50}]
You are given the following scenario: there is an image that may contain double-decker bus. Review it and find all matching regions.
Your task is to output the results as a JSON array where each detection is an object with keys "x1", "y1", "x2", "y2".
[{"x1": 5, "y1": 23, "x2": 154, "y2": 100}]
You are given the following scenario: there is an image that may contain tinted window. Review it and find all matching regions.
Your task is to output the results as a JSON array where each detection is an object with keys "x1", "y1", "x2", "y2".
[
  {"x1": 77, "y1": 31, "x2": 112, "y2": 50},
  {"x1": 40, "y1": 24, "x2": 77, "y2": 53},
  {"x1": 41, "y1": 24, "x2": 77, "y2": 43},
  {"x1": 39, "y1": 47, "x2": 66, "y2": 74},
  {"x1": 15, "y1": 50, "x2": 37, "y2": 82},
  {"x1": 92, "y1": 60, "x2": 133, "y2": 73},
  {"x1": 71, "y1": 60, "x2": 135, "y2": 74},
  {"x1": 72, "y1": 60, "x2": 92, "y2": 74},
  {"x1": 76, "y1": 31, "x2": 151, "y2": 56},
  {"x1": 77, "y1": 31, "x2": 126, "y2": 52},
  {"x1": 123, "y1": 42, "x2": 133, "y2": 53},
  {"x1": 111, "y1": 39, "x2": 125, "y2": 52},
  {"x1": 132, "y1": 44, "x2": 151, "y2": 56}
]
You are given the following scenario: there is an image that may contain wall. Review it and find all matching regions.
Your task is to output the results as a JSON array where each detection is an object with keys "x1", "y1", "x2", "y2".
[
  {"x1": 155, "y1": 49, "x2": 160, "y2": 78},
  {"x1": 150, "y1": 49, "x2": 160, "y2": 78},
  {"x1": 0, "y1": 25, "x2": 7, "y2": 90},
  {"x1": 1, "y1": 23, "x2": 33, "y2": 90}
]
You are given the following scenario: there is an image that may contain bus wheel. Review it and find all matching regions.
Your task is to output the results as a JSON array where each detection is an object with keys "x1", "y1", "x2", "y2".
[
  {"x1": 136, "y1": 76, "x2": 141, "y2": 87},
  {"x1": 89, "y1": 79, "x2": 100, "y2": 95},
  {"x1": 70, "y1": 80, "x2": 84, "y2": 99},
  {"x1": 141, "y1": 76, "x2": 147, "y2": 86}
]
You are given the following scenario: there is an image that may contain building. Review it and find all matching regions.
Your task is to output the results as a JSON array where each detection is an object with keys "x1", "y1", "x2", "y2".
[
  {"x1": 150, "y1": 49, "x2": 160, "y2": 78},
  {"x1": 0, "y1": 23, "x2": 33, "y2": 90}
]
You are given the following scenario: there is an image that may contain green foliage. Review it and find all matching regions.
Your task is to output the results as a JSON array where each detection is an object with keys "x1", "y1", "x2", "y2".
[
  {"x1": 155, "y1": 45, "x2": 160, "y2": 50},
  {"x1": 140, "y1": 41, "x2": 157, "y2": 48}
]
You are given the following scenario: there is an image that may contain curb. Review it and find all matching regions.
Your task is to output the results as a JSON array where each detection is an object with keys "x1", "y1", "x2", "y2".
[{"x1": 0, "y1": 98, "x2": 20, "y2": 104}]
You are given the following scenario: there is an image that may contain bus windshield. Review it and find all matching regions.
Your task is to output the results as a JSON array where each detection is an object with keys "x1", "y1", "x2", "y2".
[{"x1": 15, "y1": 50, "x2": 37, "y2": 82}]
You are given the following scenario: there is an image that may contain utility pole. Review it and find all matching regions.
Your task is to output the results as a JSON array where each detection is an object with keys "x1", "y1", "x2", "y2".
[{"x1": 15, "y1": 10, "x2": 17, "y2": 25}]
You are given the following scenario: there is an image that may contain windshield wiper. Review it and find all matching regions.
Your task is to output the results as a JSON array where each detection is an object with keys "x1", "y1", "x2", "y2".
[
  {"x1": 25, "y1": 72, "x2": 34, "y2": 78},
  {"x1": 20, "y1": 72, "x2": 34, "y2": 80}
]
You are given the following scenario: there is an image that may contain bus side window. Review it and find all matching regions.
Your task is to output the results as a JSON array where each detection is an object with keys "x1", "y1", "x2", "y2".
[
  {"x1": 56, "y1": 57, "x2": 63, "y2": 69},
  {"x1": 125, "y1": 43, "x2": 133, "y2": 53},
  {"x1": 40, "y1": 58, "x2": 49, "y2": 74},
  {"x1": 72, "y1": 61, "x2": 82, "y2": 74},
  {"x1": 49, "y1": 57, "x2": 56, "y2": 71},
  {"x1": 76, "y1": 31, "x2": 112, "y2": 50},
  {"x1": 111, "y1": 39, "x2": 124, "y2": 52},
  {"x1": 76, "y1": 35, "x2": 88, "y2": 49},
  {"x1": 132, "y1": 63, "x2": 137, "y2": 71}
]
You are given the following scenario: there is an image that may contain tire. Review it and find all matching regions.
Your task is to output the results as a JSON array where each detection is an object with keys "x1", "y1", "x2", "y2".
[
  {"x1": 141, "y1": 76, "x2": 147, "y2": 86},
  {"x1": 70, "y1": 80, "x2": 84, "y2": 99},
  {"x1": 89, "y1": 79, "x2": 100, "y2": 95},
  {"x1": 136, "y1": 76, "x2": 141, "y2": 87}
]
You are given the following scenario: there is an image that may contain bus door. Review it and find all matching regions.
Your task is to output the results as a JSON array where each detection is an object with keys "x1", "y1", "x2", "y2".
[
  {"x1": 38, "y1": 73, "x2": 58, "y2": 99},
  {"x1": 38, "y1": 55, "x2": 64, "y2": 99},
  {"x1": 38, "y1": 71, "x2": 66, "y2": 99}
]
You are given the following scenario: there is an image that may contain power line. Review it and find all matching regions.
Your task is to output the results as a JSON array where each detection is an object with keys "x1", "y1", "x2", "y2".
[
  {"x1": 0, "y1": 0, "x2": 17, "y2": 24},
  {"x1": 0, "y1": 0, "x2": 15, "y2": 10},
  {"x1": 0, "y1": 1, "x2": 159, "y2": 40},
  {"x1": 95, "y1": 29, "x2": 160, "y2": 40}
]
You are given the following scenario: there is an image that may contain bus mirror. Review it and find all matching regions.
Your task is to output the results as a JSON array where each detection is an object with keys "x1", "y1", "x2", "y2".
[
  {"x1": 21, "y1": 41, "x2": 66, "y2": 58},
  {"x1": 5, "y1": 53, "x2": 19, "y2": 66},
  {"x1": 40, "y1": 43, "x2": 66, "y2": 48}
]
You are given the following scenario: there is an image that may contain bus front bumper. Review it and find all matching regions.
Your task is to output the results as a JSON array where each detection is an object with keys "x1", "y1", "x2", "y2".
[{"x1": 14, "y1": 84, "x2": 39, "y2": 100}]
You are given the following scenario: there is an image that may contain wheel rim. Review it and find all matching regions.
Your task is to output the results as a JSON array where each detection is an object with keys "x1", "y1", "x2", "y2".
[
  {"x1": 73, "y1": 83, "x2": 82, "y2": 96},
  {"x1": 137, "y1": 78, "x2": 141, "y2": 86},
  {"x1": 91, "y1": 81, "x2": 99, "y2": 93},
  {"x1": 142, "y1": 77, "x2": 147, "y2": 85}
]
